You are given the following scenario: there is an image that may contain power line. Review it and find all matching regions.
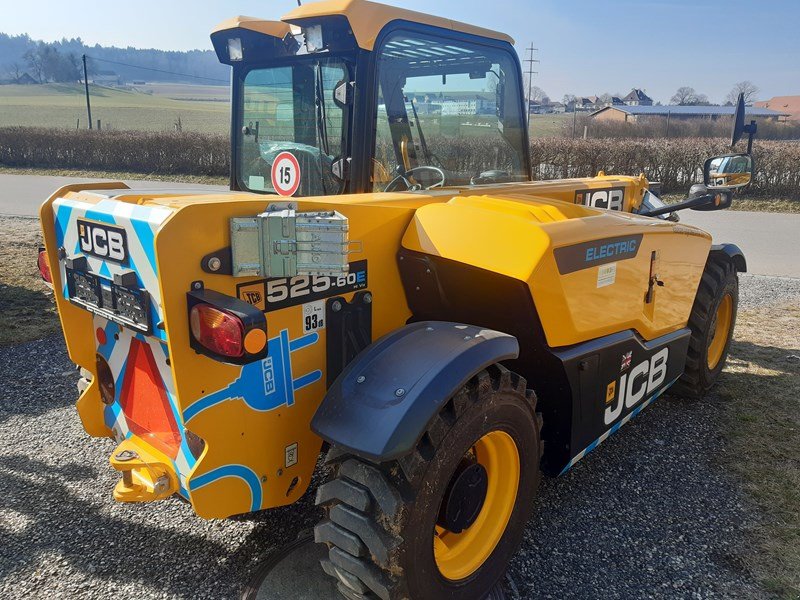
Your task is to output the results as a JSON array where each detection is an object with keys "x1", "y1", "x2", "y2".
[
  {"x1": 524, "y1": 43, "x2": 539, "y2": 125},
  {"x1": 85, "y1": 55, "x2": 228, "y2": 84}
]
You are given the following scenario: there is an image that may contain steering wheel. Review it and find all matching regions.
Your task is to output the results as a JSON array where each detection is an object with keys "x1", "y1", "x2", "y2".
[{"x1": 384, "y1": 166, "x2": 446, "y2": 192}]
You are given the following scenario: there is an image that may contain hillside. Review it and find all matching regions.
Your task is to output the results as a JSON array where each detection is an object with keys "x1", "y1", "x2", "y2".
[
  {"x1": 0, "y1": 83, "x2": 229, "y2": 133},
  {"x1": 0, "y1": 32, "x2": 227, "y2": 84}
]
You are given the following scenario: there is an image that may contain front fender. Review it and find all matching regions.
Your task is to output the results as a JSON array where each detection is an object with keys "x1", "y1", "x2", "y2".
[
  {"x1": 710, "y1": 243, "x2": 747, "y2": 272},
  {"x1": 311, "y1": 321, "x2": 519, "y2": 462}
]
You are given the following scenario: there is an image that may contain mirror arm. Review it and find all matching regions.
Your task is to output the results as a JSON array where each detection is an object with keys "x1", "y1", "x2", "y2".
[{"x1": 639, "y1": 193, "x2": 717, "y2": 217}]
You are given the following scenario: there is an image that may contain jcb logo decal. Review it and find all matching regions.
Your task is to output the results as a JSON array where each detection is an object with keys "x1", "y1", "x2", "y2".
[
  {"x1": 239, "y1": 283, "x2": 266, "y2": 312},
  {"x1": 576, "y1": 187, "x2": 625, "y2": 211},
  {"x1": 604, "y1": 348, "x2": 668, "y2": 425},
  {"x1": 77, "y1": 219, "x2": 128, "y2": 263}
]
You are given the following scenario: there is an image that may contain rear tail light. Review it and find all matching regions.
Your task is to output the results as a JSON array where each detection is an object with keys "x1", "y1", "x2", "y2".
[
  {"x1": 187, "y1": 287, "x2": 268, "y2": 364},
  {"x1": 37, "y1": 247, "x2": 53, "y2": 285},
  {"x1": 190, "y1": 305, "x2": 245, "y2": 357}
]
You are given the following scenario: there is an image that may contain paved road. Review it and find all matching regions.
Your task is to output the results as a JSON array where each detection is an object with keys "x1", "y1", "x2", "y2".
[
  {"x1": 680, "y1": 210, "x2": 800, "y2": 278},
  {"x1": 1, "y1": 174, "x2": 796, "y2": 277},
  {"x1": 0, "y1": 174, "x2": 226, "y2": 217}
]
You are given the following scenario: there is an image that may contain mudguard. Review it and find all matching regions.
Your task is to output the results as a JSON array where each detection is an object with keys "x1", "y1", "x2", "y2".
[
  {"x1": 311, "y1": 321, "x2": 519, "y2": 462},
  {"x1": 710, "y1": 243, "x2": 747, "y2": 272}
]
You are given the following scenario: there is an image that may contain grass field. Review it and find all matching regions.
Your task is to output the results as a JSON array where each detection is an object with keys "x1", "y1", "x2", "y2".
[
  {"x1": 530, "y1": 113, "x2": 573, "y2": 138},
  {"x1": 0, "y1": 83, "x2": 229, "y2": 134}
]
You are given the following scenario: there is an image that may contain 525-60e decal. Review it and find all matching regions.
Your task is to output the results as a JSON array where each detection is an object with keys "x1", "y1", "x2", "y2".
[{"x1": 237, "y1": 260, "x2": 368, "y2": 312}]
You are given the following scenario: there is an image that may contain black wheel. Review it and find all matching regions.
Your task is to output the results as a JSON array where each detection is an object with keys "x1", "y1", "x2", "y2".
[
  {"x1": 672, "y1": 255, "x2": 738, "y2": 398},
  {"x1": 314, "y1": 364, "x2": 543, "y2": 600}
]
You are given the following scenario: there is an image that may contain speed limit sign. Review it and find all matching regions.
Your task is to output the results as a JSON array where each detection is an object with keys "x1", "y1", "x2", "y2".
[{"x1": 271, "y1": 152, "x2": 301, "y2": 196}]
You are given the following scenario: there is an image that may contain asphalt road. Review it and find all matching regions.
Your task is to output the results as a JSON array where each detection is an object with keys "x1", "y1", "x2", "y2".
[
  {"x1": 1, "y1": 174, "x2": 797, "y2": 278},
  {"x1": 0, "y1": 174, "x2": 226, "y2": 217}
]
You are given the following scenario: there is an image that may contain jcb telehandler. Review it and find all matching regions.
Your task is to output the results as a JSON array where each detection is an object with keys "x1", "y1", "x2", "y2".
[{"x1": 39, "y1": 1, "x2": 753, "y2": 598}]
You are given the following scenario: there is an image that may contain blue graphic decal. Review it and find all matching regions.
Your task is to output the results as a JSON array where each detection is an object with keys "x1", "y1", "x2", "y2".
[
  {"x1": 183, "y1": 329, "x2": 322, "y2": 422},
  {"x1": 189, "y1": 464, "x2": 262, "y2": 512}
]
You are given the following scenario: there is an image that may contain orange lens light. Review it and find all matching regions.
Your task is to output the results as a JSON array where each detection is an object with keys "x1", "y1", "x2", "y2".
[
  {"x1": 37, "y1": 250, "x2": 52, "y2": 284},
  {"x1": 189, "y1": 304, "x2": 245, "y2": 358}
]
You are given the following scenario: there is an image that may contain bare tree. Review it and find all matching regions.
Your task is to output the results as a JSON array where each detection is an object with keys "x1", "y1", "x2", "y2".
[
  {"x1": 23, "y1": 48, "x2": 44, "y2": 82},
  {"x1": 5, "y1": 62, "x2": 22, "y2": 82},
  {"x1": 528, "y1": 85, "x2": 548, "y2": 104},
  {"x1": 726, "y1": 81, "x2": 759, "y2": 105},
  {"x1": 671, "y1": 86, "x2": 697, "y2": 105}
]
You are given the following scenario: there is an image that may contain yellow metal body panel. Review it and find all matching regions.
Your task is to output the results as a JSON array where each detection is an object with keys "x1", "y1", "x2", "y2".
[
  {"x1": 40, "y1": 173, "x2": 711, "y2": 519},
  {"x1": 281, "y1": 0, "x2": 515, "y2": 50},
  {"x1": 211, "y1": 16, "x2": 292, "y2": 39}
]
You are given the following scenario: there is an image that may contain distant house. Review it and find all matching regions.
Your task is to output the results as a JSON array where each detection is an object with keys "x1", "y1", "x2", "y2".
[
  {"x1": 590, "y1": 104, "x2": 789, "y2": 123},
  {"x1": 622, "y1": 89, "x2": 653, "y2": 106},
  {"x1": 16, "y1": 72, "x2": 37, "y2": 85},
  {"x1": 92, "y1": 70, "x2": 121, "y2": 85},
  {"x1": 754, "y1": 95, "x2": 800, "y2": 121}
]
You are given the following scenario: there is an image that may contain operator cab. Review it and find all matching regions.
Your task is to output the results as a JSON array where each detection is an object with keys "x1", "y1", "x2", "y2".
[{"x1": 211, "y1": 0, "x2": 530, "y2": 197}]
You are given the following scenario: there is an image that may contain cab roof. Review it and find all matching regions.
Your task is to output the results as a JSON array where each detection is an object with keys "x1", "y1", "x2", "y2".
[{"x1": 213, "y1": 0, "x2": 514, "y2": 51}]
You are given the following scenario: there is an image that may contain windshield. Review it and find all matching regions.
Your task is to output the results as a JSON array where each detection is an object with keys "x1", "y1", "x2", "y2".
[
  {"x1": 238, "y1": 58, "x2": 349, "y2": 196},
  {"x1": 372, "y1": 32, "x2": 528, "y2": 191}
]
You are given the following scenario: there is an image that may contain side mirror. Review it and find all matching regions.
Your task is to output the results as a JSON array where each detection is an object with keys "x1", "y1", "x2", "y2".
[{"x1": 703, "y1": 153, "x2": 752, "y2": 190}]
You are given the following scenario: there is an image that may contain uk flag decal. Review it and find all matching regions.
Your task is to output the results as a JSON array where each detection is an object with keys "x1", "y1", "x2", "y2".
[{"x1": 621, "y1": 351, "x2": 633, "y2": 372}]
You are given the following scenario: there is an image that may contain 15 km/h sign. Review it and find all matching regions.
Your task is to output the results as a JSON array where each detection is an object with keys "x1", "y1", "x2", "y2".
[{"x1": 271, "y1": 152, "x2": 301, "y2": 197}]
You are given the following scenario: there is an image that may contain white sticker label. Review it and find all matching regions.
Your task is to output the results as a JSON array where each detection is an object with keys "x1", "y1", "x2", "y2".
[
  {"x1": 597, "y1": 263, "x2": 617, "y2": 288},
  {"x1": 248, "y1": 175, "x2": 266, "y2": 191},
  {"x1": 285, "y1": 443, "x2": 298, "y2": 468},
  {"x1": 302, "y1": 300, "x2": 325, "y2": 333}
]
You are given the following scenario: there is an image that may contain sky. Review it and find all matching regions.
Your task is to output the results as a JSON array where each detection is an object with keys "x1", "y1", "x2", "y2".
[{"x1": 3, "y1": 0, "x2": 798, "y2": 104}]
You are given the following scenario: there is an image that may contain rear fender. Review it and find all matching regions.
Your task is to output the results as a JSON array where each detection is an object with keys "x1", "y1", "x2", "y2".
[{"x1": 311, "y1": 321, "x2": 519, "y2": 462}]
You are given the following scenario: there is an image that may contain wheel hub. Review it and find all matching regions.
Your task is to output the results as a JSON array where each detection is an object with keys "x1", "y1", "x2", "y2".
[{"x1": 437, "y1": 460, "x2": 488, "y2": 533}]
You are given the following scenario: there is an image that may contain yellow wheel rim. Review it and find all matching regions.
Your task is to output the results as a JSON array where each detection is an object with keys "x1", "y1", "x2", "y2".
[
  {"x1": 433, "y1": 430, "x2": 520, "y2": 581},
  {"x1": 707, "y1": 294, "x2": 733, "y2": 370}
]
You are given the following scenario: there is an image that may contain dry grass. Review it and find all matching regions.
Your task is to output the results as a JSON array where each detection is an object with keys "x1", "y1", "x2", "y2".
[
  {"x1": 0, "y1": 165, "x2": 227, "y2": 186},
  {"x1": 719, "y1": 302, "x2": 800, "y2": 598},
  {"x1": 0, "y1": 217, "x2": 60, "y2": 345},
  {"x1": 661, "y1": 194, "x2": 800, "y2": 214}
]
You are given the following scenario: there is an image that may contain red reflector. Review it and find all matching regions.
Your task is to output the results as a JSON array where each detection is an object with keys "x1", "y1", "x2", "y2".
[
  {"x1": 119, "y1": 339, "x2": 181, "y2": 459},
  {"x1": 38, "y1": 250, "x2": 52, "y2": 284},
  {"x1": 190, "y1": 304, "x2": 245, "y2": 358}
]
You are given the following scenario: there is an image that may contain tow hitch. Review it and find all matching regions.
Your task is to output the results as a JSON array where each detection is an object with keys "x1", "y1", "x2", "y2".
[{"x1": 109, "y1": 439, "x2": 178, "y2": 502}]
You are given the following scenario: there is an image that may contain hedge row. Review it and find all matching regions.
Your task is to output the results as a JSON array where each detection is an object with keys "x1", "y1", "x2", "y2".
[
  {"x1": 0, "y1": 128, "x2": 230, "y2": 176},
  {"x1": 1, "y1": 127, "x2": 798, "y2": 197}
]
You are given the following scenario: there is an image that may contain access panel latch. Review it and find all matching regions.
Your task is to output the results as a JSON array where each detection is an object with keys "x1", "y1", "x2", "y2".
[{"x1": 230, "y1": 203, "x2": 356, "y2": 278}]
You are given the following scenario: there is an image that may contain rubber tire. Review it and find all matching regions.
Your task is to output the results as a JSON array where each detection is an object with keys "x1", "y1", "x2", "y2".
[
  {"x1": 314, "y1": 364, "x2": 543, "y2": 600},
  {"x1": 671, "y1": 255, "x2": 738, "y2": 399}
]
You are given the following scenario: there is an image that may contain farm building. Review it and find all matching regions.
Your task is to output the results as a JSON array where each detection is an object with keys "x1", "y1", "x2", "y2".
[
  {"x1": 590, "y1": 105, "x2": 789, "y2": 123},
  {"x1": 92, "y1": 70, "x2": 121, "y2": 85},
  {"x1": 754, "y1": 96, "x2": 800, "y2": 121}
]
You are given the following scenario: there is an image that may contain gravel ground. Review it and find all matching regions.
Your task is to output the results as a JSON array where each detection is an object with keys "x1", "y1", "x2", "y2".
[{"x1": 1, "y1": 274, "x2": 796, "y2": 599}]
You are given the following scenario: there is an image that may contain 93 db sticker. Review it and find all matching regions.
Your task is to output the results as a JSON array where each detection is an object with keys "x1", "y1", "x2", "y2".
[
  {"x1": 237, "y1": 260, "x2": 368, "y2": 313},
  {"x1": 303, "y1": 300, "x2": 325, "y2": 333}
]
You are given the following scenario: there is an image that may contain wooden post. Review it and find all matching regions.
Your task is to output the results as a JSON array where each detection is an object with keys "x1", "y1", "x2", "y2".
[
  {"x1": 572, "y1": 107, "x2": 577, "y2": 139},
  {"x1": 666, "y1": 110, "x2": 671, "y2": 138},
  {"x1": 82, "y1": 54, "x2": 92, "y2": 130},
  {"x1": 97, "y1": 119, "x2": 101, "y2": 130}
]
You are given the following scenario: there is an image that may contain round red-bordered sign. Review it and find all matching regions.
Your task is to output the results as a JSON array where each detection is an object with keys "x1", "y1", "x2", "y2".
[{"x1": 271, "y1": 152, "x2": 301, "y2": 197}]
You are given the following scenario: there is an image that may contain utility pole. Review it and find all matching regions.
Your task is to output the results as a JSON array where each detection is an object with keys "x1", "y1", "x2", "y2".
[
  {"x1": 82, "y1": 54, "x2": 92, "y2": 130},
  {"x1": 523, "y1": 43, "x2": 539, "y2": 128}
]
